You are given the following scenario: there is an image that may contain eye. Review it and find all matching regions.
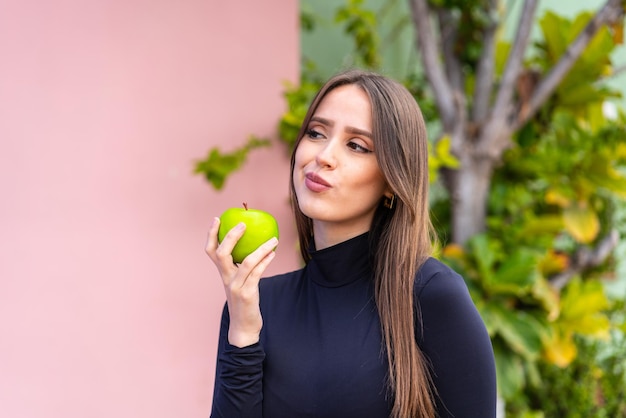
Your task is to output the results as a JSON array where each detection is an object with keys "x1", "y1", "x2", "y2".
[
  {"x1": 305, "y1": 128, "x2": 324, "y2": 139},
  {"x1": 347, "y1": 140, "x2": 373, "y2": 154}
]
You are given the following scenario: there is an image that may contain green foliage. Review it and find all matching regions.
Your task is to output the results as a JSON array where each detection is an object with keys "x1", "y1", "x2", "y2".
[
  {"x1": 428, "y1": 135, "x2": 459, "y2": 182},
  {"x1": 335, "y1": 0, "x2": 381, "y2": 69},
  {"x1": 193, "y1": 136, "x2": 270, "y2": 190},
  {"x1": 491, "y1": 112, "x2": 626, "y2": 249},
  {"x1": 453, "y1": 10, "x2": 626, "y2": 406},
  {"x1": 415, "y1": 1, "x2": 626, "y2": 407},
  {"x1": 507, "y1": 302, "x2": 626, "y2": 418},
  {"x1": 451, "y1": 7, "x2": 626, "y2": 410},
  {"x1": 542, "y1": 278, "x2": 612, "y2": 367},
  {"x1": 300, "y1": 7, "x2": 317, "y2": 32},
  {"x1": 468, "y1": 109, "x2": 626, "y2": 409},
  {"x1": 440, "y1": 230, "x2": 618, "y2": 400},
  {"x1": 532, "y1": 10, "x2": 623, "y2": 125},
  {"x1": 277, "y1": 66, "x2": 324, "y2": 152}
]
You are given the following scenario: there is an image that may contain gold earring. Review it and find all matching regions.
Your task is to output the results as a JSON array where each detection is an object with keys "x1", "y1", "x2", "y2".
[{"x1": 383, "y1": 194, "x2": 396, "y2": 209}]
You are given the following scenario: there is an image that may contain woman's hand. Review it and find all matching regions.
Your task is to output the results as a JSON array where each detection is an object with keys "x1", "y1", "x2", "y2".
[{"x1": 205, "y1": 217, "x2": 278, "y2": 348}]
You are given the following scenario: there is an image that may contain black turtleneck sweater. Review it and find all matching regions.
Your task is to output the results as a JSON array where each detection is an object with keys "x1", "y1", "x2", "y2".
[{"x1": 210, "y1": 233, "x2": 497, "y2": 418}]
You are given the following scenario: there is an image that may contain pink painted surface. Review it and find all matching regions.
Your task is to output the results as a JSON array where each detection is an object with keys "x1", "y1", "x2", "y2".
[{"x1": 0, "y1": 1, "x2": 299, "y2": 417}]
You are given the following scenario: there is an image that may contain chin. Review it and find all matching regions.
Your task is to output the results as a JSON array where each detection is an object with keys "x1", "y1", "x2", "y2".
[
  {"x1": 297, "y1": 202, "x2": 322, "y2": 220},
  {"x1": 297, "y1": 199, "x2": 332, "y2": 221}
]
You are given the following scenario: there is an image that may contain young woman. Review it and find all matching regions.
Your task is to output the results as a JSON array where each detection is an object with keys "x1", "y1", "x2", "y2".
[{"x1": 206, "y1": 69, "x2": 497, "y2": 418}]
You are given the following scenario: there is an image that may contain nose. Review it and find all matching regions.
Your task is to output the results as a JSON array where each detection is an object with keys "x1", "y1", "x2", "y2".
[{"x1": 315, "y1": 138, "x2": 339, "y2": 168}]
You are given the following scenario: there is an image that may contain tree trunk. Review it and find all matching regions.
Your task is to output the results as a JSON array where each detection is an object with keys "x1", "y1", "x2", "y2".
[
  {"x1": 449, "y1": 152, "x2": 495, "y2": 244},
  {"x1": 408, "y1": 0, "x2": 625, "y2": 246}
]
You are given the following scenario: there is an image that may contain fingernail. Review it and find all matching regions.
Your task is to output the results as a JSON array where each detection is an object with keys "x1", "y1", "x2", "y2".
[
  {"x1": 211, "y1": 217, "x2": 219, "y2": 227},
  {"x1": 269, "y1": 237, "x2": 278, "y2": 246},
  {"x1": 234, "y1": 222, "x2": 246, "y2": 231}
]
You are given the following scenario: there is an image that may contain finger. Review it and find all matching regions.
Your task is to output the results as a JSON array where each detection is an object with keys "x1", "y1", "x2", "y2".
[
  {"x1": 205, "y1": 217, "x2": 239, "y2": 286},
  {"x1": 243, "y1": 249, "x2": 276, "y2": 290},
  {"x1": 232, "y1": 237, "x2": 278, "y2": 287},
  {"x1": 238, "y1": 236, "x2": 278, "y2": 270},
  {"x1": 230, "y1": 250, "x2": 276, "y2": 303},
  {"x1": 205, "y1": 217, "x2": 221, "y2": 257},
  {"x1": 214, "y1": 222, "x2": 246, "y2": 262}
]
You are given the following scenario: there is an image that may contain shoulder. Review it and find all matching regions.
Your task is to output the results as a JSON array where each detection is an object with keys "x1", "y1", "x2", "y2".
[
  {"x1": 414, "y1": 257, "x2": 465, "y2": 296},
  {"x1": 413, "y1": 257, "x2": 489, "y2": 342},
  {"x1": 413, "y1": 257, "x2": 476, "y2": 314}
]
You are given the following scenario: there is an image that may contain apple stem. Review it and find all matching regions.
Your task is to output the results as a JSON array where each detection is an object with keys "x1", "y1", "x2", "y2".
[{"x1": 243, "y1": 202, "x2": 248, "y2": 210}]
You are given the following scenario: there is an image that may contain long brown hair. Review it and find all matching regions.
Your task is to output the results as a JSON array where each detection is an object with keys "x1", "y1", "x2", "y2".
[{"x1": 289, "y1": 69, "x2": 436, "y2": 418}]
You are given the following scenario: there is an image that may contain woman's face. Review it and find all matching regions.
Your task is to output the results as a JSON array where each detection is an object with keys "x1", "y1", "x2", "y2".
[{"x1": 293, "y1": 84, "x2": 389, "y2": 244}]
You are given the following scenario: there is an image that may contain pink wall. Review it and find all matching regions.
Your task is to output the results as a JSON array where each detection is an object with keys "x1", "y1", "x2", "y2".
[{"x1": 0, "y1": 1, "x2": 299, "y2": 417}]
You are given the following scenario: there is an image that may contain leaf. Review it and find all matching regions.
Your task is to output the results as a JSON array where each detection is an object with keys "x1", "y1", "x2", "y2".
[
  {"x1": 586, "y1": 101, "x2": 607, "y2": 132},
  {"x1": 532, "y1": 276, "x2": 561, "y2": 321},
  {"x1": 476, "y1": 301, "x2": 501, "y2": 337},
  {"x1": 467, "y1": 234, "x2": 498, "y2": 284},
  {"x1": 579, "y1": 24, "x2": 615, "y2": 70},
  {"x1": 521, "y1": 411, "x2": 545, "y2": 418},
  {"x1": 618, "y1": 319, "x2": 626, "y2": 334},
  {"x1": 560, "y1": 279, "x2": 609, "y2": 319},
  {"x1": 334, "y1": 0, "x2": 380, "y2": 68},
  {"x1": 569, "y1": 12, "x2": 594, "y2": 44},
  {"x1": 542, "y1": 328, "x2": 577, "y2": 367},
  {"x1": 300, "y1": 9, "x2": 316, "y2": 32},
  {"x1": 558, "y1": 278, "x2": 611, "y2": 338},
  {"x1": 493, "y1": 306, "x2": 544, "y2": 361},
  {"x1": 484, "y1": 249, "x2": 538, "y2": 296},
  {"x1": 494, "y1": 345, "x2": 525, "y2": 398},
  {"x1": 586, "y1": 155, "x2": 626, "y2": 198},
  {"x1": 537, "y1": 250, "x2": 569, "y2": 277},
  {"x1": 545, "y1": 189, "x2": 571, "y2": 208},
  {"x1": 539, "y1": 11, "x2": 570, "y2": 62},
  {"x1": 520, "y1": 214, "x2": 565, "y2": 236},
  {"x1": 557, "y1": 83, "x2": 607, "y2": 107},
  {"x1": 433, "y1": 135, "x2": 459, "y2": 168},
  {"x1": 194, "y1": 136, "x2": 271, "y2": 190},
  {"x1": 562, "y1": 204, "x2": 600, "y2": 244},
  {"x1": 524, "y1": 359, "x2": 542, "y2": 389},
  {"x1": 561, "y1": 314, "x2": 611, "y2": 339},
  {"x1": 494, "y1": 40, "x2": 511, "y2": 76},
  {"x1": 441, "y1": 243, "x2": 465, "y2": 259}
]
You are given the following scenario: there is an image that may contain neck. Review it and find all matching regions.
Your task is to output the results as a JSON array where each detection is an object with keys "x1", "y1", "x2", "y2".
[{"x1": 313, "y1": 222, "x2": 370, "y2": 251}]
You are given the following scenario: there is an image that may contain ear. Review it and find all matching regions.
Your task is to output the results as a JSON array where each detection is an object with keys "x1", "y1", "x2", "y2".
[{"x1": 383, "y1": 185, "x2": 394, "y2": 199}]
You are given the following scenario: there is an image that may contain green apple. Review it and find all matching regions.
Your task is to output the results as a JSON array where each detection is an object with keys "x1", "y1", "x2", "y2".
[{"x1": 218, "y1": 203, "x2": 279, "y2": 263}]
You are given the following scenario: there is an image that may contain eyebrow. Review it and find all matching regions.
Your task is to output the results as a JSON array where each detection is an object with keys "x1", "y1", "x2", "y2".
[{"x1": 310, "y1": 116, "x2": 372, "y2": 138}]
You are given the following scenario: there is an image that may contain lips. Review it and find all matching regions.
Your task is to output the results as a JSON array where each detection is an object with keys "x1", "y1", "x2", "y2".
[{"x1": 304, "y1": 172, "x2": 332, "y2": 192}]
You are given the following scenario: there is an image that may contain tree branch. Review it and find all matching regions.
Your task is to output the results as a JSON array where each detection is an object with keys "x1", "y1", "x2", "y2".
[
  {"x1": 492, "y1": 0, "x2": 538, "y2": 120},
  {"x1": 471, "y1": 0, "x2": 499, "y2": 123},
  {"x1": 550, "y1": 229, "x2": 620, "y2": 291},
  {"x1": 478, "y1": 0, "x2": 538, "y2": 157},
  {"x1": 409, "y1": 0, "x2": 457, "y2": 130},
  {"x1": 513, "y1": 0, "x2": 626, "y2": 130},
  {"x1": 437, "y1": 8, "x2": 464, "y2": 92}
]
